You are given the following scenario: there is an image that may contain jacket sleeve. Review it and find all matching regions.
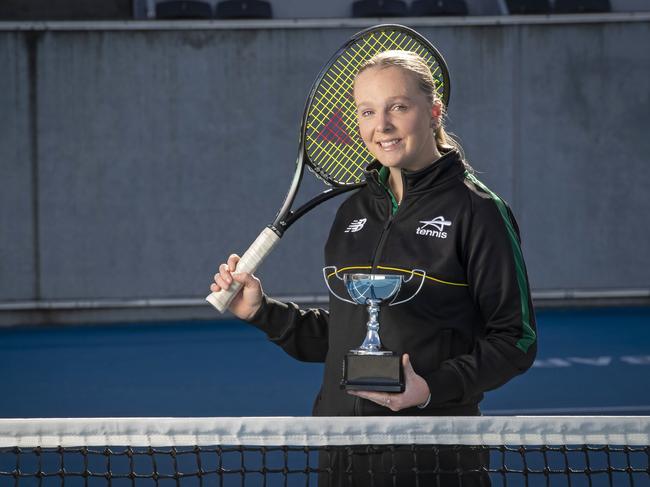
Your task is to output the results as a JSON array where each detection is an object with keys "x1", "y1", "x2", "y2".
[
  {"x1": 425, "y1": 192, "x2": 537, "y2": 405},
  {"x1": 245, "y1": 295, "x2": 330, "y2": 362}
]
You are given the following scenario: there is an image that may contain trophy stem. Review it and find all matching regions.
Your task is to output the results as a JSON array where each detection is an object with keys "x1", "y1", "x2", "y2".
[{"x1": 356, "y1": 299, "x2": 384, "y2": 354}]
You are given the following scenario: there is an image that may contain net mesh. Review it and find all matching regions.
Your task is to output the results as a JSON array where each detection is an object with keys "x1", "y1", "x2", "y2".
[
  {"x1": 305, "y1": 26, "x2": 449, "y2": 186},
  {"x1": 1, "y1": 417, "x2": 648, "y2": 487}
]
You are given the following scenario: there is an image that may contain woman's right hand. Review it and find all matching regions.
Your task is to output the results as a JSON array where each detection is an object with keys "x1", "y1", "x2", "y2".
[{"x1": 210, "y1": 254, "x2": 264, "y2": 321}]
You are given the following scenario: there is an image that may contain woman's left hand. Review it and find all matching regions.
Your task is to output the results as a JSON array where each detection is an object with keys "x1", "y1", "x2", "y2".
[{"x1": 347, "y1": 354, "x2": 431, "y2": 411}]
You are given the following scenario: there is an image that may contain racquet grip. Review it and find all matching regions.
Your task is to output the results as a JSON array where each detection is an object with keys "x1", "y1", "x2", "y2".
[{"x1": 206, "y1": 227, "x2": 281, "y2": 313}]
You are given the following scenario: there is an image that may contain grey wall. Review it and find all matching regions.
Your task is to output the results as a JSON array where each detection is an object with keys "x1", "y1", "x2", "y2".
[{"x1": 1, "y1": 18, "x2": 649, "y2": 323}]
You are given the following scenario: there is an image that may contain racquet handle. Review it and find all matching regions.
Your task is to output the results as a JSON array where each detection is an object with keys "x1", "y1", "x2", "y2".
[{"x1": 206, "y1": 227, "x2": 281, "y2": 313}]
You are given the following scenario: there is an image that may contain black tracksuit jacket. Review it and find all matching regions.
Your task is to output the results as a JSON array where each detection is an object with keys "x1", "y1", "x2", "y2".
[{"x1": 248, "y1": 149, "x2": 537, "y2": 417}]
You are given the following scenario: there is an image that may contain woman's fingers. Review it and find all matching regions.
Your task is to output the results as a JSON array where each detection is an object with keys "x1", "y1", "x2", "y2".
[
  {"x1": 211, "y1": 255, "x2": 243, "y2": 292},
  {"x1": 347, "y1": 390, "x2": 400, "y2": 411},
  {"x1": 213, "y1": 271, "x2": 231, "y2": 291},
  {"x1": 212, "y1": 262, "x2": 236, "y2": 292},
  {"x1": 227, "y1": 254, "x2": 240, "y2": 272},
  {"x1": 219, "y1": 263, "x2": 232, "y2": 282}
]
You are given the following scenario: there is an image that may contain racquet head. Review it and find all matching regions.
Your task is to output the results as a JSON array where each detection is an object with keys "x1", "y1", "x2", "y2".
[{"x1": 301, "y1": 24, "x2": 451, "y2": 187}]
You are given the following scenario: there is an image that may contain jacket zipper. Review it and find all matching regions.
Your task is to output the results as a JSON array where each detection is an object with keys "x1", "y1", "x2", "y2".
[
  {"x1": 369, "y1": 175, "x2": 404, "y2": 269},
  {"x1": 370, "y1": 211, "x2": 394, "y2": 270}
]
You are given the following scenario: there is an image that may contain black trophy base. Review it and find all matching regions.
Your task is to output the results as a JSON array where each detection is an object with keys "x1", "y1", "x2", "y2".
[{"x1": 341, "y1": 352, "x2": 404, "y2": 392}]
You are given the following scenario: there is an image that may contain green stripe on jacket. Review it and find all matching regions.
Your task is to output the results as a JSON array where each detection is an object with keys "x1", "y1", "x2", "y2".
[{"x1": 466, "y1": 172, "x2": 536, "y2": 353}]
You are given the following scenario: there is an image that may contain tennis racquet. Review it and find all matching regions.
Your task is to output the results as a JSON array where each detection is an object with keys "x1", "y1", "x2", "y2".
[{"x1": 206, "y1": 24, "x2": 450, "y2": 313}]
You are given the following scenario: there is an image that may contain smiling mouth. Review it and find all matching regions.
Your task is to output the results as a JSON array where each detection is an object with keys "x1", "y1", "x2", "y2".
[{"x1": 377, "y1": 139, "x2": 402, "y2": 150}]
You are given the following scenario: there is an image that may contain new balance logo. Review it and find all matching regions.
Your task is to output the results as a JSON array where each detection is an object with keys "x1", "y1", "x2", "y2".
[
  {"x1": 345, "y1": 218, "x2": 367, "y2": 233},
  {"x1": 416, "y1": 216, "x2": 452, "y2": 239}
]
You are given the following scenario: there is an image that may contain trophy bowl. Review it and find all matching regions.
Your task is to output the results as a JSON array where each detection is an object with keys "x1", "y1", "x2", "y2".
[{"x1": 344, "y1": 273, "x2": 403, "y2": 305}]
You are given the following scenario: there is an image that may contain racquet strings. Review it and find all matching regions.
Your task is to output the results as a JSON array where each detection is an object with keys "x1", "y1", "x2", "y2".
[{"x1": 305, "y1": 28, "x2": 447, "y2": 186}]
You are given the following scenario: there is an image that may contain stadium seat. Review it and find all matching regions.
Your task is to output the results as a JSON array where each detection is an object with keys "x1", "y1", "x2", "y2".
[
  {"x1": 506, "y1": 0, "x2": 552, "y2": 14},
  {"x1": 0, "y1": 0, "x2": 132, "y2": 19},
  {"x1": 215, "y1": 0, "x2": 272, "y2": 19},
  {"x1": 554, "y1": 0, "x2": 611, "y2": 13},
  {"x1": 410, "y1": 0, "x2": 468, "y2": 16},
  {"x1": 352, "y1": 0, "x2": 408, "y2": 17},
  {"x1": 156, "y1": 1, "x2": 212, "y2": 19}
]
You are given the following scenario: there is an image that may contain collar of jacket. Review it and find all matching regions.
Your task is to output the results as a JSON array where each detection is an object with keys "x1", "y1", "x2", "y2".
[{"x1": 363, "y1": 149, "x2": 465, "y2": 199}]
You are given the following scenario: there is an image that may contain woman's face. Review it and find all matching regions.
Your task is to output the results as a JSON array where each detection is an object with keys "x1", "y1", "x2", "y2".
[{"x1": 354, "y1": 66, "x2": 439, "y2": 172}]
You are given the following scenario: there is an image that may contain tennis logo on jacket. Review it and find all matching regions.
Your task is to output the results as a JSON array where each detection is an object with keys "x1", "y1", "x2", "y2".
[
  {"x1": 416, "y1": 216, "x2": 452, "y2": 239},
  {"x1": 345, "y1": 218, "x2": 367, "y2": 233}
]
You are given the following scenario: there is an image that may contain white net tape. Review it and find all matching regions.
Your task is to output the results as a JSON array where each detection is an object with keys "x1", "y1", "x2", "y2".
[{"x1": 1, "y1": 416, "x2": 648, "y2": 448}]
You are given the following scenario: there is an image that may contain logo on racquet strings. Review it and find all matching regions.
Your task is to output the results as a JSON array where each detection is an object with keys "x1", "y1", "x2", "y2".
[
  {"x1": 345, "y1": 218, "x2": 367, "y2": 233},
  {"x1": 416, "y1": 216, "x2": 452, "y2": 239},
  {"x1": 317, "y1": 109, "x2": 354, "y2": 146}
]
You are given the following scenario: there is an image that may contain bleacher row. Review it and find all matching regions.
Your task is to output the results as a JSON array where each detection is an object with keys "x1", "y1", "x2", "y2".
[{"x1": 156, "y1": 0, "x2": 612, "y2": 20}]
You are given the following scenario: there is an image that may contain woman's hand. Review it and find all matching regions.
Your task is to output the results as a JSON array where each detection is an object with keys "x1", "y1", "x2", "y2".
[
  {"x1": 210, "y1": 254, "x2": 264, "y2": 321},
  {"x1": 347, "y1": 354, "x2": 431, "y2": 411}
]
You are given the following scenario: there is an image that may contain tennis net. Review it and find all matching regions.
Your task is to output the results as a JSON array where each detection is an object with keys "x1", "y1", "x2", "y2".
[{"x1": 1, "y1": 416, "x2": 648, "y2": 486}]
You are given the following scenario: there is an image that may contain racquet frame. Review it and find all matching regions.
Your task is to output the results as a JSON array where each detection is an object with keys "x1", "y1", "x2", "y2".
[{"x1": 206, "y1": 24, "x2": 450, "y2": 313}]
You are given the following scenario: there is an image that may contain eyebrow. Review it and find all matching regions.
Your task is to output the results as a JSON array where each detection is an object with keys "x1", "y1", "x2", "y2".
[
  {"x1": 356, "y1": 95, "x2": 413, "y2": 108},
  {"x1": 385, "y1": 95, "x2": 412, "y2": 102}
]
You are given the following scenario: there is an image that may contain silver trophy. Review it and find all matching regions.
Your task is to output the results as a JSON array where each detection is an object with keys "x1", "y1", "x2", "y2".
[{"x1": 324, "y1": 267, "x2": 425, "y2": 392}]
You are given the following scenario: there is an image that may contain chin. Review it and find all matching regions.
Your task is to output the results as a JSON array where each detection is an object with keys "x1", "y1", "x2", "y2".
[{"x1": 378, "y1": 157, "x2": 409, "y2": 169}]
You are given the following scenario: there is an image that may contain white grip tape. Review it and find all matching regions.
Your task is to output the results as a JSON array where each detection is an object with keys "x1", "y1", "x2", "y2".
[{"x1": 205, "y1": 227, "x2": 281, "y2": 313}]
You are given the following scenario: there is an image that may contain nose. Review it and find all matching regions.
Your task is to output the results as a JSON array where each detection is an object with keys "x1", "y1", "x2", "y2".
[{"x1": 376, "y1": 112, "x2": 394, "y2": 133}]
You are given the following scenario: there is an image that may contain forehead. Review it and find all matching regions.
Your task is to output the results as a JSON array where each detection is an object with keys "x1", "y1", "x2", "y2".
[{"x1": 353, "y1": 65, "x2": 420, "y2": 99}]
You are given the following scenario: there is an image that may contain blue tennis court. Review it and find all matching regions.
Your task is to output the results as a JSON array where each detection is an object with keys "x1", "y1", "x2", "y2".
[{"x1": 1, "y1": 307, "x2": 648, "y2": 418}]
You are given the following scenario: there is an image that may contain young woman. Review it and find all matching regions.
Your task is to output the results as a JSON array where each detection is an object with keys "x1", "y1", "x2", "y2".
[{"x1": 211, "y1": 50, "x2": 537, "y2": 486}]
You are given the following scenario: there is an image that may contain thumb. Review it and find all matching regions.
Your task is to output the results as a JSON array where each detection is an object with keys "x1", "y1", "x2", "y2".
[
  {"x1": 231, "y1": 271, "x2": 256, "y2": 288},
  {"x1": 402, "y1": 353, "x2": 414, "y2": 374}
]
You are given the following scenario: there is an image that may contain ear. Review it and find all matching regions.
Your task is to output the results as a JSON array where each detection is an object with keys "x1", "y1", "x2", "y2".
[{"x1": 431, "y1": 99, "x2": 443, "y2": 118}]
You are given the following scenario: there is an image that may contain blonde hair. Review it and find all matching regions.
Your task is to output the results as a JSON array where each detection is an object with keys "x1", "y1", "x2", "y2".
[{"x1": 356, "y1": 50, "x2": 471, "y2": 170}]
